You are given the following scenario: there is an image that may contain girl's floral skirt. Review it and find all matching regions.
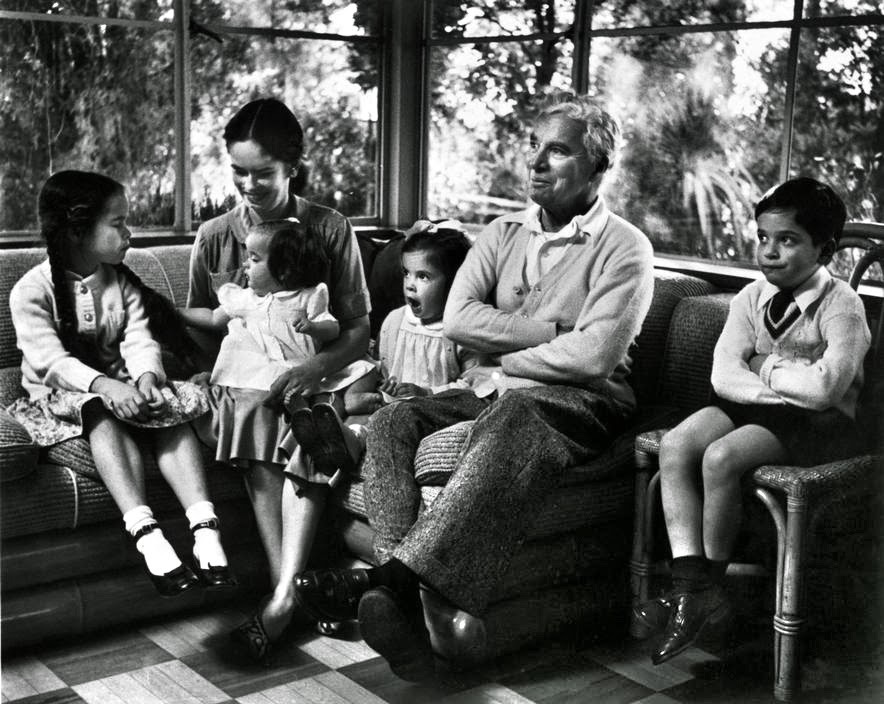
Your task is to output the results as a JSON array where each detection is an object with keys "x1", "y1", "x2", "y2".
[{"x1": 7, "y1": 381, "x2": 210, "y2": 447}]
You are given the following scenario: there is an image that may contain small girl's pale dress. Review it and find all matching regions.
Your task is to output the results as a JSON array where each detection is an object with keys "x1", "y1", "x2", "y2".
[{"x1": 196, "y1": 282, "x2": 375, "y2": 471}]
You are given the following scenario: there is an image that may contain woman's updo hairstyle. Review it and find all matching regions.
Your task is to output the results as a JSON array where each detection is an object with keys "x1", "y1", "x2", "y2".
[{"x1": 223, "y1": 98, "x2": 309, "y2": 195}]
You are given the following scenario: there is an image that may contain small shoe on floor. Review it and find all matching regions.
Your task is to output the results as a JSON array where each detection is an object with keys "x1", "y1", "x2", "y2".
[
  {"x1": 310, "y1": 402, "x2": 356, "y2": 476},
  {"x1": 652, "y1": 586, "x2": 733, "y2": 665},
  {"x1": 358, "y1": 586, "x2": 435, "y2": 682},
  {"x1": 293, "y1": 568, "x2": 371, "y2": 622},
  {"x1": 631, "y1": 595, "x2": 673, "y2": 639}
]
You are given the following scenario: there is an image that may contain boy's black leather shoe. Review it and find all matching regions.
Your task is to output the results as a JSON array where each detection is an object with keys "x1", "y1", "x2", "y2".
[
  {"x1": 631, "y1": 595, "x2": 673, "y2": 639},
  {"x1": 652, "y1": 586, "x2": 732, "y2": 665}
]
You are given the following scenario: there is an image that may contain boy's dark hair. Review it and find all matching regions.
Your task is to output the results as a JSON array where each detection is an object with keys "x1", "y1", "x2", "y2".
[
  {"x1": 755, "y1": 177, "x2": 847, "y2": 248},
  {"x1": 38, "y1": 170, "x2": 200, "y2": 374},
  {"x1": 223, "y1": 97, "x2": 309, "y2": 195},
  {"x1": 252, "y1": 219, "x2": 328, "y2": 290},
  {"x1": 401, "y1": 227, "x2": 472, "y2": 293}
]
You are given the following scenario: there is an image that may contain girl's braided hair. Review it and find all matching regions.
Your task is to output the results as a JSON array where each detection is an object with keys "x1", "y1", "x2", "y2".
[{"x1": 38, "y1": 170, "x2": 200, "y2": 375}]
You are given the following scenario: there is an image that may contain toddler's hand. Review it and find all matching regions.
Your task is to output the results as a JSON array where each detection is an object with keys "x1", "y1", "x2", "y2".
[{"x1": 294, "y1": 317, "x2": 314, "y2": 335}]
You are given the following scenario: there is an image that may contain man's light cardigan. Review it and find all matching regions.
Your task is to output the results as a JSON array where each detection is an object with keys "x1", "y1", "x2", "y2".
[{"x1": 443, "y1": 198, "x2": 655, "y2": 410}]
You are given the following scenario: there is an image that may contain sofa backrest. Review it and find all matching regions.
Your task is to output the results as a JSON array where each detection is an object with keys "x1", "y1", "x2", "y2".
[{"x1": 1, "y1": 241, "x2": 718, "y2": 410}]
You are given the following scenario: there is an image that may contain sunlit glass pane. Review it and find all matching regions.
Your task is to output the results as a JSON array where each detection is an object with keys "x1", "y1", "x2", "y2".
[
  {"x1": 192, "y1": 0, "x2": 379, "y2": 35},
  {"x1": 588, "y1": 29, "x2": 790, "y2": 266},
  {"x1": 810, "y1": 0, "x2": 884, "y2": 15},
  {"x1": 0, "y1": 19, "x2": 175, "y2": 231},
  {"x1": 426, "y1": 40, "x2": 573, "y2": 224},
  {"x1": 432, "y1": 0, "x2": 575, "y2": 38},
  {"x1": 591, "y1": 0, "x2": 796, "y2": 28},
  {"x1": 789, "y1": 25, "x2": 883, "y2": 223},
  {"x1": 0, "y1": 0, "x2": 174, "y2": 20},
  {"x1": 191, "y1": 34, "x2": 380, "y2": 221}
]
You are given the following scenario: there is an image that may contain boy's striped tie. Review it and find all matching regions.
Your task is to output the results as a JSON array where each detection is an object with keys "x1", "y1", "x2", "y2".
[{"x1": 764, "y1": 288, "x2": 799, "y2": 338}]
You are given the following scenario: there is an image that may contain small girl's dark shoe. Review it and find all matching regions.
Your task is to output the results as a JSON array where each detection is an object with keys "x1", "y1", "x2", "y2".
[
  {"x1": 131, "y1": 521, "x2": 200, "y2": 598},
  {"x1": 191, "y1": 518, "x2": 238, "y2": 590}
]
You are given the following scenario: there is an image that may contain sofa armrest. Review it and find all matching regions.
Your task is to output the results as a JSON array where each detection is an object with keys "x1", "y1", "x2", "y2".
[{"x1": 0, "y1": 406, "x2": 38, "y2": 482}]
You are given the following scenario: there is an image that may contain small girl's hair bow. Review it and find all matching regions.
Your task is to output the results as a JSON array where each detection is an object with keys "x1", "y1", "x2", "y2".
[{"x1": 404, "y1": 218, "x2": 465, "y2": 239}]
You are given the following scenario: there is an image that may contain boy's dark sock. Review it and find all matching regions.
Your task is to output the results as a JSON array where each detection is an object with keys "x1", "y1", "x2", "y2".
[
  {"x1": 369, "y1": 558, "x2": 418, "y2": 595},
  {"x1": 670, "y1": 555, "x2": 713, "y2": 593},
  {"x1": 708, "y1": 559, "x2": 729, "y2": 585}
]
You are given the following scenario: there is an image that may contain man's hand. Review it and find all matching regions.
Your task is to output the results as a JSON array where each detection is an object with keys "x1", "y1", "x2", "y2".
[{"x1": 748, "y1": 354, "x2": 769, "y2": 375}]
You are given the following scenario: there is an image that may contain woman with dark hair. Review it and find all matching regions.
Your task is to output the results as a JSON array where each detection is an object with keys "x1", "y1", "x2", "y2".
[{"x1": 186, "y1": 98, "x2": 372, "y2": 655}]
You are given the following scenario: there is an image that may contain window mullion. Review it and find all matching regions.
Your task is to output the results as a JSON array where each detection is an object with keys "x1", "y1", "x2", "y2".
[
  {"x1": 780, "y1": 0, "x2": 805, "y2": 182},
  {"x1": 174, "y1": 0, "x2": 192, "y2": 234}
]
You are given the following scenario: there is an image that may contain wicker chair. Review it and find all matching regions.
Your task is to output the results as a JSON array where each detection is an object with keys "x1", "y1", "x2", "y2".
[{"x1": 629, "y1": 225, "x2": 884, "y2": 701}]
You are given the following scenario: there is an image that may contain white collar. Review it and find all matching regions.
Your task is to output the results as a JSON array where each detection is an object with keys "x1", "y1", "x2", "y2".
[
  {"x1": 757, "y1": 266, "x2": 831, "y2": 312},
  {"x1": 523, "y1": 197, "x2": 609, "y2": 242}
]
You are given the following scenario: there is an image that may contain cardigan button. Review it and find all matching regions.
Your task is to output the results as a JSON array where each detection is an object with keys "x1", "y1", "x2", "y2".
[
  {"x1": 79, "y1": 284, "x2": 88, "y2": 294},
  {"x1": 84, "y1": 313, "x2": 93, "y2": 322}
]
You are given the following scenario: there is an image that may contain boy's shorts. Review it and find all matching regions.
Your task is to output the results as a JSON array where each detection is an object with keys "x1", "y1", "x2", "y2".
[{"x1": 714, "y1": 396, "x2": 863, "y2": 467}]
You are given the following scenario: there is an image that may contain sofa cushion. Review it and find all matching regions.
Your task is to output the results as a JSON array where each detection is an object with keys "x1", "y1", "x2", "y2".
[{"x1": 0, "y1": 407, "x2": 38, "y2": 482}]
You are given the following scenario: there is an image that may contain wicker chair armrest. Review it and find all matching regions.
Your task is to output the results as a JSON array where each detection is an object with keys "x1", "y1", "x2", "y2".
[
  {"x1": 751, "y1": 454, "x2": 884, "y2": 500},
  {"x1": 634, "y1": 428, "x2": 670, "y2": 459}
]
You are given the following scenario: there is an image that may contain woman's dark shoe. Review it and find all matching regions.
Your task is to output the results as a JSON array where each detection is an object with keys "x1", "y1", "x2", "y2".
[
  {"x1": 631, "y1": 595, "x2": 674, "y2": 639},
  {"x1": 231, "y1": 609, "x2": 273, "y2": 663},
  {"x1": 358, "y1": 586, "x2": 435, "y2": 682},
  {"x1": 293, "y1": 568, "x2": 371, "y2": 621},
  {"x1": 191, "y1": 518, "x2": 238, "y2": 590},
  {"x1": 652, "y1": 586, "x2": 733, "y2": 665}
]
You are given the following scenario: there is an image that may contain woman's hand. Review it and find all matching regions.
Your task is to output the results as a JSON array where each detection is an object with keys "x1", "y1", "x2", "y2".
[
  {"x1": 267, "y1": 358, "x2": 325, "y2": 408},
  {"x1": 91, "y1": 376, "x2": 150, "y2": 421},
  {"x1": 137, "y1": 372, "x2": 168, "y2": 417}
]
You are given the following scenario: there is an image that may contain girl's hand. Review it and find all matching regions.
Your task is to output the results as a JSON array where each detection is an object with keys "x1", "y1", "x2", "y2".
[
  {"x1": 92, "y1": 377, "x2": 150, "y2": 421},
  {"x1": 294, "y1": 318, "x2": 314, "y2": 335},
  {"x1": 380, "y1": 376, "x2": 430, "y2": 398},
  {"x1": 389, "y1": 382, "x2": 430, "y2": 398},
  {"x1": 189, "y1": 371, "x2": 212, "y2": 386},
  {"x1": 345, "y1": 391, "x2": 385, "y2": 415},
  {"x1": 137, "y1": 373, "x2": 168, "y2": 417}
]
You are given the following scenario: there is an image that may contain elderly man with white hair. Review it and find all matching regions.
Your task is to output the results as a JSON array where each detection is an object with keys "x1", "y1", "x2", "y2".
[{"x1": 294, "y1": 92, "x2": 655, "y2": 681}]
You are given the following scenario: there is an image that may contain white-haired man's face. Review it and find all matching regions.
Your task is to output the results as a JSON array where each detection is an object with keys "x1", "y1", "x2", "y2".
[{"x1": 527, "y1": 113, "x2": 600, "y2": 225}]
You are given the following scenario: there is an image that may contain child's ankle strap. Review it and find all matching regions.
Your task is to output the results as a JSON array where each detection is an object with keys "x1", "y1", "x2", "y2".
[
  {"x1": 191, "y1": 517, "x2": 220, "y2": 533},
  {"x1": 130, "y1": 521, "x2": 159, "y2": 541}
]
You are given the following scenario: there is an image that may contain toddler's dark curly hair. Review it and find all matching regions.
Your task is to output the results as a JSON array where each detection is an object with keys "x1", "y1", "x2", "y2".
[{"x1": 251, "y1": 219, "x2": 329, "y2": 290}]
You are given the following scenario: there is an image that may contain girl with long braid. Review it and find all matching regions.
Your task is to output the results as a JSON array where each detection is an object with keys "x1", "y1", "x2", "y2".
[{"x1": 7, "y1": 170, "x2": 237, "y2": 598}]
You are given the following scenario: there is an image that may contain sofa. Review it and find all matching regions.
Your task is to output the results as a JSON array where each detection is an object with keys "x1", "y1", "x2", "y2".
[{"x1": 0, "y1": 234, "x2": 718, "y2": 656}]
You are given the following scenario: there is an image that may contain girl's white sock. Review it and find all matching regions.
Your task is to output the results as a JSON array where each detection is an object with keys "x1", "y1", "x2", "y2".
[
  {"x1": 185, "y1": 501, "x2": 228, "y2": 569},
  {"x1": 123, "y1": 506, "x2": 182, "y2": 576}
]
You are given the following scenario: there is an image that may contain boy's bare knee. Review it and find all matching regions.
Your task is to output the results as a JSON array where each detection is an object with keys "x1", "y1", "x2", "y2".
[{"x1": 702, "y1": 439, "x2": 743, "y2": 481}]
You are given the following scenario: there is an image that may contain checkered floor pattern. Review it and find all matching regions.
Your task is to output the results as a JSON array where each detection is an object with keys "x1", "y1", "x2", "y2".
[{"x1": 2, "y1": 600, "x2": 881, "y2": 703}]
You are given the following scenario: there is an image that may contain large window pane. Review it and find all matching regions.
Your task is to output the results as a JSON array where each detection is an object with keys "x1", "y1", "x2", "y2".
[
  {"x1": 592, "y1": 0, "x2": 795, "y2": 29},
  {"x1": 432, "y1": 0, "x2": 575, "y2": 39},
  {"x1": 812, "y1": 1, "x2": 884, "y2": 15},
  {"x1": 590, "y1": 29, "x2": 790, "y2": 264},
  {"x1": 0, "y1": 0, "x2": 173, "y2": 21},
  {"x1": 426, "y1": 39, "x2": 573, "y2": 224},
  {"x1": 789, "y1": 25, "x2": 883, "y2": 222},
  {"x1": 0, "y1": 19, "x2": 175, "y2": 231},
  {"x1": 191, "y1": 34, "x2": 379, "y2": 222},
  {"x1": 192, "y1": 0, "x2": 379, "y2": 35}
]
